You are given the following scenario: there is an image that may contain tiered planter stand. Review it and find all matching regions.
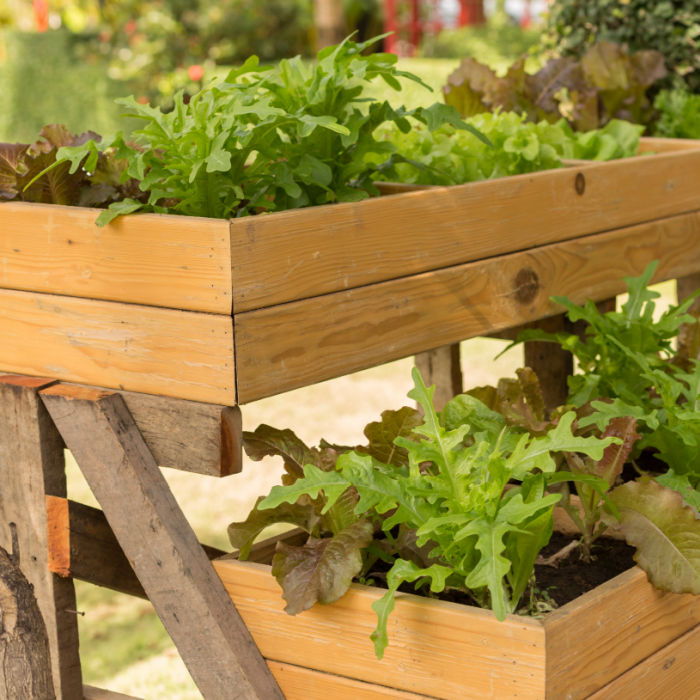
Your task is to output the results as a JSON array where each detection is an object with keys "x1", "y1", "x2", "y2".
[{"x1": 0, "y1": 137, "x2": 699, "y2": 699}]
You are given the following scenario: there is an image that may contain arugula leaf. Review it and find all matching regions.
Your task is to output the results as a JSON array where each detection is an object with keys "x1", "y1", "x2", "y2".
[
  {"x1": 370, "y1": 559, "x2": 452, "y2": 659},
  {"x1": 255, "y1": 367, "x2": 616, "y2": 655}
]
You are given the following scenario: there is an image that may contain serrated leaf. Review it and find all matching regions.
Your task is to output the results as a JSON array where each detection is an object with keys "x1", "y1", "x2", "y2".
[
  {"x1": 591, "y1": 416, "x2": 641, "y2": 485},
  {"x1": 96, "y1": 199, "x2": 143, "y2": 226},
  {"x1": 258, "y1": 464, "x2": 351, "y2": 513},
  {"x1": 460, "y1": 519, "x2": 512, "y2": 620},
  {"x1": 656, "y1": 471, "x2": 700, "y2": 511},
  {"x1": 441, "y1": 393, "x2": 506, "y2": 438},
  {"x1": 603, "y1": 479, "x2": 700, "y2": 594},
  {"x1": 370, "y1": 559, "x2": 452, "y2": 658},
  {"x1": 271, "y1": 519, "x2": 373, "y2": 614}
]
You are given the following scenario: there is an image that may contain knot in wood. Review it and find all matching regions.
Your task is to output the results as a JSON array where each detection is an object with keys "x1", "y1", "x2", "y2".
[
  {"x1": 574, "y1": 172, "x2": 586, "y2": 196},
  {"x1": 513, "y1": 268, "x2": 539, "y2": 305}
]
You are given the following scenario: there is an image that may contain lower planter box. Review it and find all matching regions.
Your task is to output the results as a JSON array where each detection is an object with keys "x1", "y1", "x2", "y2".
[{"x1": 213, "y1": 556, "x2": 700, "y2": 699}]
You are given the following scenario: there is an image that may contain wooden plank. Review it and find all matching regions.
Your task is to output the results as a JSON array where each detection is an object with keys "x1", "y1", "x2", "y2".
[
  {"x1": 267, "y1": 661, "x2": 437, "y2": 699},
  {"x1": 63, "y1": 385, "x2": 242, "y2": 476},
  {"x1": 213, "y1": 558, "x2": 545, "y2": 699},
  {"x1": 414, "y1": 344, "x2": 462, "y2": 411},
  {"x1": 83, "y1": 686, "x2": 141, "y2": 700},
  {"x1": 0, "y1": 289, "x2": 235, "y2": 404},
  {"x1": 587, "y1": 624, "x2": 700, "y2": 700},
  {"x1": 230, "y1": 148, "x2": 700, "y2": 312},
  {"x1": 544, "y1": 567, "x2": 700, "y2": 699},
  {"x1": 638, "y1": 136, "x2": 700, "y2": 154},
  {"x1": 0, "y1": 202, "x2": 231, "y2": 313},
  {"x1": 45, "y1": 496, "x2": 225, "y2": 600},
  {"x1": 0, "y1": 376, "x2": 82, "y2": 699},
  {"x1": 41, "y1": 385, "x2": 283, "y2": 700},
  {"x1": 234, "y1": 211, "x2": 700, "y2": 402}
]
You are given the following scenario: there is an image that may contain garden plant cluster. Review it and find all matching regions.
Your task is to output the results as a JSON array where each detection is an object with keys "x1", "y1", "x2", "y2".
[
  {"x1": 230, "y1": 263, "x2": 700, "y2": 657},
  {"x1": 0, "y1": 1, "x2": 698, "y2": 674}
]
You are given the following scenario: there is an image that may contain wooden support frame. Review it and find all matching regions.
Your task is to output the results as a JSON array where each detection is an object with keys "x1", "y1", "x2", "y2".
[
  {"x1": 59, "y1": 384, "x2": 242, "y2": 477},
  {"x1": 0, "y1": 138, "x2": 698, "y2": 698},
  {"x1": 39, "y1": 384, "x2": 283, "y2": 700},
  {"x1": 46, "y1": 496, "x2": 224, "y2": 600},
  {"x1": 0, "y1": 376, "x2": 82, "y2": 699}
]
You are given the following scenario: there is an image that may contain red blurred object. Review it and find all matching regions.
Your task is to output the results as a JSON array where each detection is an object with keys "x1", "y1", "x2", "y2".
[
  {"x1": 458, "y1": 0, "x2": 485, "y2": 26},
  {"x1": 33, "y1": 0, "x2": 49, "y2": 33},
  {"x1": 383, "y1": 0, "x2": 484, "y2": 55},
  {"x1": 188, "y1": 64, "x2": 204, "y2": 82}
]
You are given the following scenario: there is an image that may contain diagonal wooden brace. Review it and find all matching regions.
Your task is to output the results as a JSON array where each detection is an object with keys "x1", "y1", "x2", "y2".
[{"x1": 40, "y1": 384, "x2": 284, "y2": 700}]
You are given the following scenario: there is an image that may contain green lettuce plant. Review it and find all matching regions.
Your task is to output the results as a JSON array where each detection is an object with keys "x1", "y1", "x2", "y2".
[
  {"x1": 230, "y1": 368, "x2": 616, "y2": 658},
  {"x1": 229, "y1": 263, "x2": 700, "y2": 659},
  {"x1": 0, "y1": 124, "x2": 139, "y2": 207},
  {"x1": 376, "y1": 113, "x2": 644, "y2": 186},
  {"x1": 653, "y1": 89, "x2": 700, "y2": 139},
  {"x1": 49, "y1": 34, "x2": 484, "y2": 225}
]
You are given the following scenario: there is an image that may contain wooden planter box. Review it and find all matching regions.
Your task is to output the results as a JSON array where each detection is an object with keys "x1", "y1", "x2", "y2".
[
  {"x1": 1, "y1": 138, "x2": 699, "y2": 405},
  {"x1": 212, "y1": 555, "x2": 700, "y2": 700}
]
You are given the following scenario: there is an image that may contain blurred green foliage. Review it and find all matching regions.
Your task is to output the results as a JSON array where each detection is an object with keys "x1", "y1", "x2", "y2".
[
  {"x1": 422, "y1": 20, "x2": 539, "y2": 70},
  {"x1": 544, "y1": 0, "x2": 700, "y2": 93},
  {"x1": 92, "y1": 0, "x2": 315, "y2": 106},
  {"x1": 653, "y1": 89, "x2": 700, "y2": 138},
  {"x1": 0, "y1": 30, "x2": 128, "y2": 141}
]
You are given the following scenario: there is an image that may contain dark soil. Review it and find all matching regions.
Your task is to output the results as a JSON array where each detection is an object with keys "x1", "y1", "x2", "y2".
[
  {"x1": 373, "y1": 533, "x2": 636, "y2": 614},
  {"x1": 532, "y1": 532, "x2": 636, "y2": 607}
]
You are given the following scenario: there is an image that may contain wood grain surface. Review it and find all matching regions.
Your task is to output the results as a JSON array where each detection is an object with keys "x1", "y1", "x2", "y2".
[
  {"x1": 0, "y1": 203, "x2": 231, "y2": 313},
  {"x1": 267, "y1": 661, "x2": 437, "y2": 700},
  {"x1": 587, "y1": 624, "x2": 700, "y2": 700},
  {"x1": 230, "y1": 147, "x2": 700, "y2": 312},
  {"x1": 45, "y1": 496, "x2": 225, "y2": 600},
  {"x1": 544, "y1": 567, "x2": 700, "y2": 699},
  {"x1": 66, "y1": 386, "x2": 242, "y2": 476},
  {"x1": 0, "y1": 376, "x2": 82, "y2": 699},
  {"x1": 0, "y1": 289, "x2": 235, "y2": 404},
  {"x1": 234, "y1": 211, "x2": 700, "y2": 402},
  {"x1": 42, "y1": 386, "x2": 283, "y2": 700},
  {"x1": 213, "y1": 558, "x2": 545, "y2": 700}
]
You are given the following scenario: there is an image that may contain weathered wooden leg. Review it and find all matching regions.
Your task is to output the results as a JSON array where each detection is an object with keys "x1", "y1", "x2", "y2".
[
  {"x1": 523, "y1": 315, "x2": 572, "y2": 414},
  {"x1": 677, "y1": 273, "x2": 700, "y2": 360},
  {"x1": 0, "y1": 525, "x2": 55, "y2": 700},
  {"x1": 41, "y1": 384, "x2": 283, "y2": 700},
  {"x1": 0, "y1": 376, "x2": 82, "y2": 699},
  {"x1": 415, "y1": 344, "x2": 463, "y2": 411}
]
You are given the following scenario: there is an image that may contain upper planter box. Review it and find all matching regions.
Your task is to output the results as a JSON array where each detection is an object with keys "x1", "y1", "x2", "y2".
[{"x1": 1, "y1": 138, "x2": 699, "y2": 405}]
